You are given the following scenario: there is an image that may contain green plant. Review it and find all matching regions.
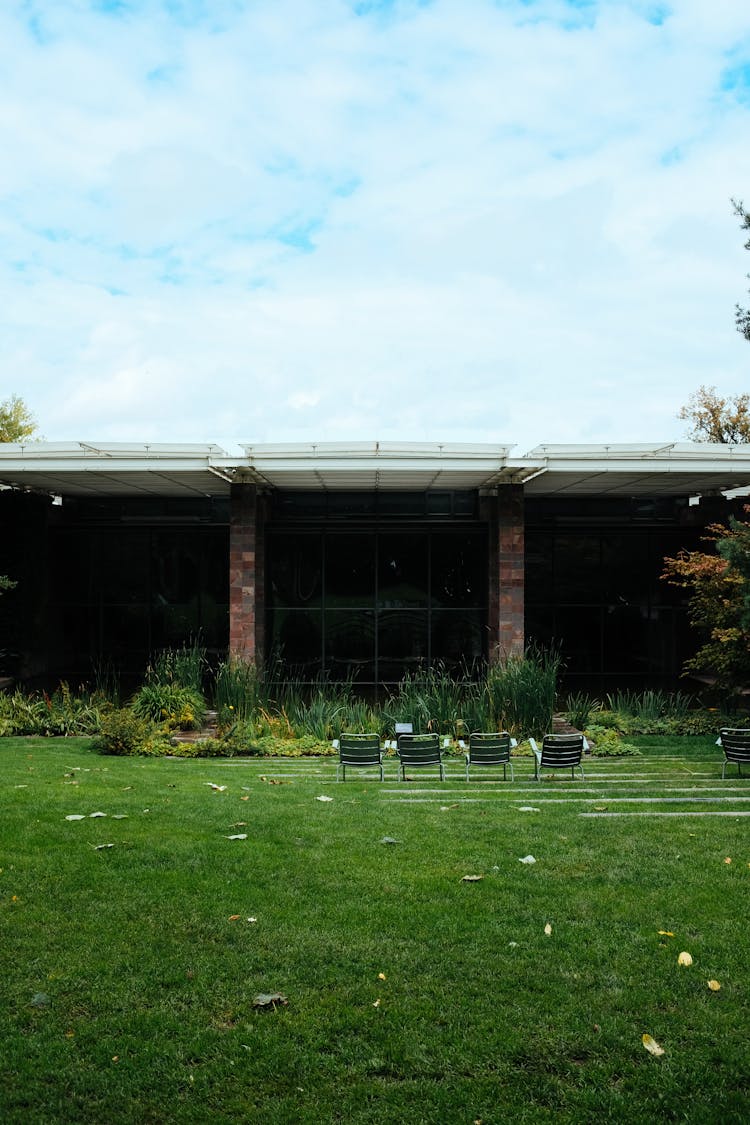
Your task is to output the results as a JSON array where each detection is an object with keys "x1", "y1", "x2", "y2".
[
  {"x1": 146, "y1": 640, "x2": 206, "y2": 694},
  {"x1": 214, "y1": 656, "x2": 260, "y2": 723},
  {"x1": 483, "y1": 645, "x2": 562, "y2": 737},
  {"x1": 131, "y1": 682, "x2": 206, "y2": 730},
  {"x1": 93, "y1": 708, "x2": 153, "y2": 755},
  {"x1": 565, "y1": 691, "x2": 601, "y2": 730},
  {"x1": 584, "y1": 725, "x2": 641, "y2": 756}
]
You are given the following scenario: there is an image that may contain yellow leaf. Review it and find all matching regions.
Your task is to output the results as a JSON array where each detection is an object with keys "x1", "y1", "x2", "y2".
[
  {"x1": 373, "y1": 998, "x2": 381, "y2": 1008},
  {"x1": 707, "y1": 980, "x2": 721, "y2": 991},
  {"x1": 724, "y1": 857, "x2": 732, "y2": 865},
  {"x1": 228, "y1": 915, "x2": 241, "y2": 922},
  {"x1": 642, "y1": 1033, "x2": 665, "y2": 1057},
  {"x1": 677, "y1": 951, "x2": 693, "y2": 967},
  {"x1": 378, "y1": 973, "x2": 387, "y2": 981},
  {"x1": 544, "y1": 923, "x2": 552, "y2": 937},
  {"x1": 657, "y1": 930, "x2": 675, "y2": 937}
]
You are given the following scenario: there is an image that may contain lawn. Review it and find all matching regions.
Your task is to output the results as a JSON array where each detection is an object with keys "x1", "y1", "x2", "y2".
[{"x1": 1, "y1": 735, "x2": 749, "y2": 1123}]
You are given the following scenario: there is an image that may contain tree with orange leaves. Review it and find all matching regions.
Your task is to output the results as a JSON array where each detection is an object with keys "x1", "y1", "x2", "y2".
[{"x1": 662, "y1": 510, "x2": 750, "y2": 693}]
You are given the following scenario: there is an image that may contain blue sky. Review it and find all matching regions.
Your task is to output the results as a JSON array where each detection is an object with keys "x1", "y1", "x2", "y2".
[{"x1": 1, "y1": 0, "x2": 749, "y2": 452}]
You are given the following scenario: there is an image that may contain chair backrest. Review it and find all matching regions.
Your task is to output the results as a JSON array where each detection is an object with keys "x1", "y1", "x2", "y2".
[
  {"x1": 339, "y1": 733, "x2": 381, "y2": 766},
  {"x1": 540, "y1": 733, "x2": 584, "y2": 768},
  {"x1": 719, "y1": 728, "x2": 750, "y2": 762},
  {"x1": 469, "y1": 732, "x2": 511, "y2": 764},
  {"x1": 397, "y1": 732, "x2": 441, "y2": 765}
]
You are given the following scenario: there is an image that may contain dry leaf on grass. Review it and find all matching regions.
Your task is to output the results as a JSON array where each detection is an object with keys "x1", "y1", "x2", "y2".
[
  {"x1": 224, "y1": 834, "x2": 248, "y2": 840},
  {"x1": 228, "y1": 915, "x2": 241, "y2": 922},
  {"x1": 315, "y1": 795, "x2": 334, "y2": 802},
  {"x1": 642, "y1": 1034, "x2": 665, "y2": 1057},
  {"x1": 707, "y1": 979, "x2": 721, "y2": 991},
  {"x1": 677, "y1": 951, "x2": 693, "y2": 967},
  {"x1": 253, "y1": 992, "x2": 287, "y2": 1010},
  {"x1": 657, "y1": 930, "x2": 675, "y2": 937},
  {"x1": 205, "y1": 784, "x2": 227, "y2": 792},
  {"x1": 461, "y1": 874, "x2": 484, "y2": 883},
  {"x1": 544, "y1": 923, "x2": 553, "y2": 936},
  {"x1": 519, "y1": 855, "x2": 536, "y2": 865},
  {"x1": 724, "y1": 857, "x2": 732, "y2": 864},
  {"x1": 65, "y1": 815, "x2": 85, "y2": 821}
]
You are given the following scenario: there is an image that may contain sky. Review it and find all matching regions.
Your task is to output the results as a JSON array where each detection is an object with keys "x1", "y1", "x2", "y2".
[{"x1": 1, "y1": 0, "x2": 749, "y2": 456}]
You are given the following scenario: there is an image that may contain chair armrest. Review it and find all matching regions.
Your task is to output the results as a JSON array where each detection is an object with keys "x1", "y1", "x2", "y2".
[
  {"x1": 715, "y1": 736, "x2": 722, "y2": 746},
  {"x1": 529, "y1": 737, "x2": 540, "y2": 764},
  {"x1": 582, "y1": 736, "x2": 589, "y2": 752},
  {"x1": 332, "y1": 739, "x2": 340, "y2": 750},
  {"x1": 510, "y1": 738, "x2": 518, "y2": 749}
]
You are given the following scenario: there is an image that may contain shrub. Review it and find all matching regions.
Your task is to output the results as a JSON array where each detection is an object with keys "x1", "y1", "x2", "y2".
[
  {"x1": 131, "y1": 683, "x2": 206, "y2": 730},
  {"x1": 93, "y1": 709, "x2": 153, "y2": 756},
  {"x1": 585, "y1": 725, "x2": 641, "y2": 757}
]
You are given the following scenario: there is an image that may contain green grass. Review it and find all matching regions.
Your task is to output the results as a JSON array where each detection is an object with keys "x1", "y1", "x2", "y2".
[{"x1": 2, "y1": 735, "x2": 750, "y2": 1123}]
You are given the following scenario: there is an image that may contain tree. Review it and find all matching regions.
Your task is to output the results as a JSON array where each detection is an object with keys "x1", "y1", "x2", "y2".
[
  {"x1": 662, "y1": 510, "x2": 750, "y2": 693},
  {"x1": 677, "y1": 385, "x2": 750, "y2": 443},
  {"x1": 733, "y1": 198, "x2": 750, "y2": 343},
  {"x1": 0, "y1": 394, "x2": 37, "y2": 442}
]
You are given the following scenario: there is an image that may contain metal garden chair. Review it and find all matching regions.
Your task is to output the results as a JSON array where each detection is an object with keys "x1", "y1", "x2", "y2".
[
  {"x1": 465, "y1": 731, "x2": 516, "y2": 781},
  {"x1": 717, "y1": 728, "x2": 750, "y2": 779},
  {"x1": 529, "y1": 733, "x2": 586, "y2": 781},
  {"x1": 335, "y1": 733, "x2": 384, "y2": 782},
  {"x1": 396, "y1": 732, "x2": 444, "y2": 781}
]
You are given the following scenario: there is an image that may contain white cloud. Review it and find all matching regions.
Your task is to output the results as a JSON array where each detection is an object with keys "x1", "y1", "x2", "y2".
[{"x1": 0, "y1": 0, "x2": 748, "y2": 450}]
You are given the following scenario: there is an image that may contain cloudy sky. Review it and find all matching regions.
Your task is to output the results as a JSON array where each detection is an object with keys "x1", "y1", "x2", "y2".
[{"x1": 1, "y1": 0, "x2": 749, "y2": 455}]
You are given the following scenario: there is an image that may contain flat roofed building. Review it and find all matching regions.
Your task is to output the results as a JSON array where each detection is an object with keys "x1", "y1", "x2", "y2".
[{"x1": 2, "y1": 440, "x2": 749, "y2": 689}]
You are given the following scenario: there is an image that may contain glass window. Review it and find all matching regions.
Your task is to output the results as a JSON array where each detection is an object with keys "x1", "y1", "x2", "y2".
[
  {"x1": 378, "y1": 534, "x2": 428, "y2": 607},
  {"x1": 431, "y1": 610, "x2": 485, "y2": 670},
  {"x1": 267, "y1": 534, "x2": 322, "y2": 607},
  {"x1": 267, "y1": 608, "x2": 323, "y2": 679},
  {"x1": 325, "y1": 534, "x2": 376, "y2": 608},
  {"x1": 325, "y1": 610, "x2": 375, "y2": 682},
  {"x1": 431, "y1": 534, "x2": 485, "y2": 607}
]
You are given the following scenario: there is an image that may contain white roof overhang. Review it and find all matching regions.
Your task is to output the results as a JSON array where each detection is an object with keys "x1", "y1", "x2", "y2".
[{"x1": 1, "y1": 440, "x2": 750, "y2": 499}]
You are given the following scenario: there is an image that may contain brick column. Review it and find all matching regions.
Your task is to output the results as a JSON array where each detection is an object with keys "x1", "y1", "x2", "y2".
[
  {"x1": 485, "y1": 485, "x2": 524, "y2": 659},
  {"x1": 229, "y1": 483, "x2": 264, "y2": 663}
]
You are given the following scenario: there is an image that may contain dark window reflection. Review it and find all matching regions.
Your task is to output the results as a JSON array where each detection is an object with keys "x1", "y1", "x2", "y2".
[
  {"x1": 325, "y1": 610, "x2": 375, "y2": 682},
  {"x1": 267, "y1": 534, "x2": 322, "y2": 607},
  {"x1": 431, "y1": 535, "x2": 485, "y2": 607},
  {"x1": 267, "y1": 608, "x2": 323, "y2": 678},
  {"x1": 326, "y1": 534, "x2": 375, "y2": 608},
  {"x1": 378, "y1": 534, "x2": 428, "y2": 607}
]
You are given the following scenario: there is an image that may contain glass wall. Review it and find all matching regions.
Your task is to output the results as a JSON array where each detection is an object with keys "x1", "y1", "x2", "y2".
[
  {"x1": 266, "y1": 526, "x2": 487, "y2": 685},
  {"x1": 46, "y1": 499, "x2": 229, "y2": 680},
  {"x1": 525, "y1": 497, "x2": 705, "y2": 690}
]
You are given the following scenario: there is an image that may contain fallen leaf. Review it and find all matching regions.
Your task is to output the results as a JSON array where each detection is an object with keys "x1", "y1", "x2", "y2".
[
  {"x1": 88, "y1": 812, "x2": 107, "y2": 818},
  {"x1": 206, "y1": 784, "x2": 227, "y2": 792},
  {"x1": 508, "y1": 941, "x2": 519, "y2": 948},
  {"x1": 378, "y1": 972, "x2": 387, "y2": 981},
  {"x1": 519, "y1": 855, "x2": 536, "y2": 864},
  {"x1": 642, "y1": 1033, "x2": 665, "y2": 1057},
  {"x1": 657, "y1": 930, "x2": 675, "y2": 937},
  {"x1": 228, "y1": 915, "x2": 241, "y2": 922},
  {"x1": 707, "y1": 979, "x2": 721, "y2": 991},
  {"x1": 247, "y1": 917, "x2": 257, "y2": 923},
  {"x1": 373, "y1": 998, "x2": 381, "y2": 1008},
  {"x1": 380, "y1": 836, "x2": 400, "y2": 845},
  {"x1": 229, "y1": 822, "x2": 247, "y2": 828},
  {"x1": 315, "y1": 795, "x2": 334, "y2": 802},
  {"x1": 240, "y1": 796, "x2": 250, "y2": 801},
  {"x1": 111, "y1": 814, "x2": 128, "y2": 820},
  {"x1": 224, "y1": 834, "x2": 247, "y2": 840},
  {"x1": 461, "y1": 874, "x2": 484, "y2": 883},
  {"x1": 440, "y1": 803, "x2": 459, "y2": 811},
  {"x1": 677, "y1": 951, "x2": 693, "y2": 967},
  {"x1": 544, "y1": 923, "x2": 553, "y2": 937},
  {"x1": 252, "y1": 992, "x2": 288, "y2": 1010},
  {"x1": 65, "y1": 815, "x2": 85, "y2": 821},
  {"x1": 30, "y1": 992, "x2": 50, "y2": 1009},
  {"x1": 594, "y1": 806, "x2": 608, "y2": 812},
  {"x1": 92, "y1": 843, "x2": 115, "y2": 850},
  {"x1": 517, "y1": 806, "x2": 541, "y2": 813},
  {"x1": 724, "y1": 857, "x2": 732, "y2": 864}
]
